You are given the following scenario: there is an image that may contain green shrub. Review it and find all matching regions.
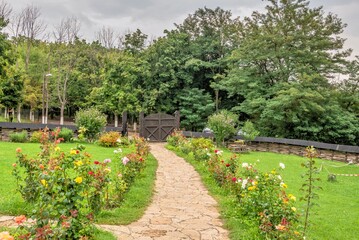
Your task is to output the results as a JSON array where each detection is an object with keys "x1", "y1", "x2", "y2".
[
  {"x1": 29, "y1": 130, "x2": 43, "y2": 143},
  {"x1": 12, "y1": 128, "x2": 111, "y2": 239},
  {"x1": 190, "y1": 138, "x2": 214, "y2": 161},
  {"x1": 207, "y1": 110, "x2": 238, "y2": 146},
  {"x1": 166, "y1": 130, "x2": 187, "y2": 147},
  {"x1": 98, "y1": 131, "x2": 121, "y2": 147},
  {"x1": 241, "y1": 120, "x2": 260, "y2": 143},
  {"x1": 58, "y1": 127, "x2": 74, "y2": 142},
  {"x1": 9, "y1": 130, "x2": 28, "y2": 143},
  {"x1": 75, "y1": 108, "x2": 107, "y2": 142}
]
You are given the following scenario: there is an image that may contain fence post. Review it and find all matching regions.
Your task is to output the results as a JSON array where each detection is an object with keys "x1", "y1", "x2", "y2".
[
  {"x1": 174, "y1": 110, "x2": 180, "y2": 129},
  {"x1": 139, "y1": 112, "x2": 144, "y2": 138},
  {"x1": 121, "y1": 111, "x2": 128, "y2": 136}
]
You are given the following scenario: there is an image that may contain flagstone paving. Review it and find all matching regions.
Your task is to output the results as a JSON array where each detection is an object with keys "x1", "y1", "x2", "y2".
[{"x1": 99, "y1": 142, "x2": 229, "y2": 239}]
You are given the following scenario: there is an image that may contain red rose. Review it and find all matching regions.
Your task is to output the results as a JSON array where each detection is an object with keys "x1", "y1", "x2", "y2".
[{"x1": 94, "y1": 161, "x2": 100, "y2": 165}]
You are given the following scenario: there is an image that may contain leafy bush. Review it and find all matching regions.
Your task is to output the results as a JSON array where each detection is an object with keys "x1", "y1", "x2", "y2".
[
  {"x1": 98, "y1": 131, "x2": 121, "y2": 147},
  {"x1": 12, "y1": 128, "x2": 111, "y2": 239},
  {"x1": 108, "y1": 136, "x2": 149, "y2": 208},
  {"x1": 75, "y1": 108, "x2": 107, "y2": 142},
  {"x1": 166, "y1": 130, "x2": 187, "y2": 147},
  {"x1": 190, "y1": 138, "x2": 215, "y2": 161},
  {"x1": 207, "y1": 150, "x2": 301, "y2": 239},
  {"x1": 29, "y1": 130, "x2": 43, "y2": 143},
  {"x1": 207, "y1": 110, "x2": 238, "y2": 146},
  {"x1": 9, "y1": 130, "x2": 28, "y2": 143},
  {"x1": 241, "y1": 120, "x2": 260, "y2": 143},
  {"x1": 58, "y1": 127, "x2": 74, "y2": 142}
]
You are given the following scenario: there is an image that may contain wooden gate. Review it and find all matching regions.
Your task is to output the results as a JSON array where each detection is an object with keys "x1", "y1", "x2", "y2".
[{"x1": 139, "y1": 111, "x2": 180, "y2": 142}]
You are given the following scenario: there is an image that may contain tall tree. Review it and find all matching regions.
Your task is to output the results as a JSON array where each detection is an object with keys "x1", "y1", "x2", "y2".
[
  {"x1": 222, "y1": 0, "x2": 354, "y2": 143},
  {"x1": 52, "y1": 16, "x2": 81, "y2": 125},
  {"x1": 175, "y1": 7, "x2": 241, "y2": 110}
]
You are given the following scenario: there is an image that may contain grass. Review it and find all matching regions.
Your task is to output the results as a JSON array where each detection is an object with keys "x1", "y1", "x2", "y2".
[
  {"x1": 0, "y1": 226, "x2": 116, "y2": 240},
  {"x1": 167, "y1": 145, "x2": 359, "y2": 240},
  {"x1": 0, "y1": 141, "x2": 158, "y2": 238}
]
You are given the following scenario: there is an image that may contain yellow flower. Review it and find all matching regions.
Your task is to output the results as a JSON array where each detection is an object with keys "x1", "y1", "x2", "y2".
[
  {"x1": 271, "y1": 170, "x2": 276, "y2": 175},
  {"x1": 55, "y1": 147, "x2": 60, "y2": 152},
  {"x1": 248, "y1": 186, "x2": 256, "y2": 191},
  {"x1": 104, "y1": 168, "x2": 111, "y2": 173},
  {"x1": 280, "y1": 182, "x2": 288, "y2": 189},
  {"x1": 70, "y1": 150, "x2": 77, "y2": 155},
  {"x1": 291, "y1": 207, "x2": 297, "y2": 212},
  {"x1": 74, "y1": 160, "x2": 83, "y2": 167},
  {"x1": 40, "y1": 179, "x2": 48, "y2": 187},
  {"x1": 75, "y1": 177, "x2": 83, "y2": 184},
  {"x1": 294, "y1": 231, "x2": 300, "y2": 235},
  {"x1": 288, "y1": 194, "x2": 296, "y2": 201}
]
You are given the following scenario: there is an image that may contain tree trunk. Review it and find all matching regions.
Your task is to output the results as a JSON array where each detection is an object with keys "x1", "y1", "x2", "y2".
[
  {"x1": 4, "y1": 107, "x2": 8, "y2": 119},
  {"x1": 60, "y1": 103, "x2": 65, "y2": 125},
  {"x1": 215, "y1": 89, "x2": 219, "y2": 112},
  {"x1": 114, "y1": 113, "x2": 118, "y2": 127},
  {"x1": 17, "y1": 105, "x2": 21, "y2": 123}
]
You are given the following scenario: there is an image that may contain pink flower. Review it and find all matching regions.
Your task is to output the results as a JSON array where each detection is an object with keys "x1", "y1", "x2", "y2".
[
  {"x1": 103, "y1": 158, "x2": 111, "y2": 164},
  {"x1": 122, "y1": 157, "x2": 130, "y2": 165},
  {"x1": 232, "y1": 177, "x2": 237, "y2": 182}
]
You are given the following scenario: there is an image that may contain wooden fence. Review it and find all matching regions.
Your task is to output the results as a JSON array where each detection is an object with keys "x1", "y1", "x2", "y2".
[{"x1": 181, "y1": 131, "x2": 359, "y2": 163}]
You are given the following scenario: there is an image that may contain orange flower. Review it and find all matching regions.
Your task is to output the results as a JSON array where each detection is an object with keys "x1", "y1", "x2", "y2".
[
  {"x1": 14, "y1": 215, "x2": 26, "y2": 224},
  {"x1": 275, "y1": 224, "x2": 286, "y2": 231},
  {"x1": 39, "y1": 164, "x2": 45, "y2": 170},
  {"x1": 0, "y1": 231, "x2": 14, "y2": 240},
  {"x1": 16, "y1": 148, "x2": 22, "y2": 153}
]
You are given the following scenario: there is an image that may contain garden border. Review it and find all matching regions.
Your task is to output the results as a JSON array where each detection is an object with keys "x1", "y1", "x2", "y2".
[
  {"x1": 181, "y1": 131, "x2": 359, "y2": 163},
  {"x1": 0, "y1": 122, "x2": 124, "y2": 140}
]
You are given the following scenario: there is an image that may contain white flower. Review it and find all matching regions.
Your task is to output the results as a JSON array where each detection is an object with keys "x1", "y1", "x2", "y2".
[
  {"x1": 116, "y1": 138, "x2": 122, "y2": 143},
  {"x1": 122, "y1": 157, "x2": 130, "y2": 165},
  {"x1": 241, "y1": 179, "x2": 248, "y2": 189},
  {"x1": 114, "y1": 148, "x2": 123, "y2": 154},
  {"x1": 279, "y1": 163, "x2": 285, "y2": 169},
  {"x1": 242, "y1": 162, "x2": 249, "y2": 168},
  {"x1": 277, "y1": 175, "x2": 282, "y2": 180}
]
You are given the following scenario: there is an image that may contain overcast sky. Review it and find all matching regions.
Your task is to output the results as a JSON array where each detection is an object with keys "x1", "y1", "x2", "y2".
[{"x1": 6, "y1": 0, "x2": 359, "y2": 57}]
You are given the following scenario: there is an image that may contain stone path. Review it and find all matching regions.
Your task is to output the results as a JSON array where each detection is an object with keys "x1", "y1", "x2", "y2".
[
  {"x1": 0, "y1": 143, "x2": 229, "y2": 239},
  {"x1": 99, "y1": 143, "x2": 229, "y2": 239}
]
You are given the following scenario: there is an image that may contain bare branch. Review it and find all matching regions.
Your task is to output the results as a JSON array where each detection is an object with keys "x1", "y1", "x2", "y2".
[
  {"x1": 96, "y1": 25, "x2": 116, "y2": 49},
  {"x1": 53, "y1": 16, "x2": 81, "y2": 43},
  {"x1": 20, "y1": 5, "x2": 47, "y2": 40},
  {"x1": 0, "y1": 0, "x2": 12, "y2": 23}
]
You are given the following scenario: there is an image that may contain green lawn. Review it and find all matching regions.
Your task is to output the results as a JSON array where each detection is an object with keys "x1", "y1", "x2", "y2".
[
  {"x1": 168, "y1": 146, "x2": 359, "y2": 240},
  {"x1": 0, "y1": 141, "x2": 158, "y2": 239}
]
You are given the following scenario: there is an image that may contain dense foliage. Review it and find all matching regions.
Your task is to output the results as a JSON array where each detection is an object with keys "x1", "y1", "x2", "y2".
[{"x1": 0, "y1": 0, "x2": 358, "y2": 145}]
